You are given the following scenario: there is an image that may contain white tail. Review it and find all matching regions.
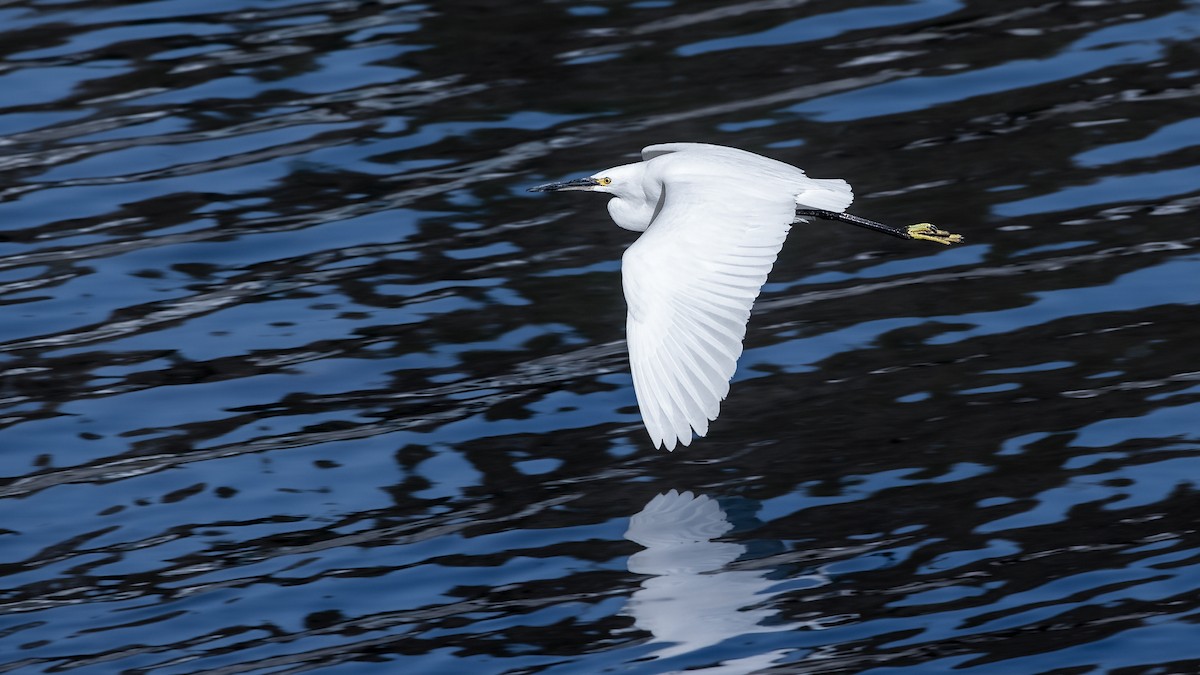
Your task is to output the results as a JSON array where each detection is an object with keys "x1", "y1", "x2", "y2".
[{"x1": 795, "y1": 178, "x2": 853, "y2": 213}]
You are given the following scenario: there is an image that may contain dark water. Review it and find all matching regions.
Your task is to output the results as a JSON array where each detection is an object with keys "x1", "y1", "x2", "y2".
[{"x1": 1, "y1": 0, "x2": 1199, "y2": 673}]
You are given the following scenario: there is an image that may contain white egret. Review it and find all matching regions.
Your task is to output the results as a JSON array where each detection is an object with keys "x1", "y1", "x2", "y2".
[{"x1": 529, "y1": 143, "x2": 963, "y2": 450}]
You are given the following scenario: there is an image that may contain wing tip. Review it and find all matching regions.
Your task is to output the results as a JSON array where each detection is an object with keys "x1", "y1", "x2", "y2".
[{"x1": 650, "y1": 419, "x2": 713, "y2": 452}]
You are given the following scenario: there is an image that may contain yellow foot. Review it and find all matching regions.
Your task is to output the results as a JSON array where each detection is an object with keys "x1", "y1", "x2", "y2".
[{"x1": 907, "y1": 222, "x2": 965, "y2": 245}]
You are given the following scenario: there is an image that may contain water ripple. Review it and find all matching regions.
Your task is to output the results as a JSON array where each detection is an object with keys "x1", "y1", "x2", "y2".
[{"x1": 1, "y1": 1, "x2": 1199, "y2": 673}]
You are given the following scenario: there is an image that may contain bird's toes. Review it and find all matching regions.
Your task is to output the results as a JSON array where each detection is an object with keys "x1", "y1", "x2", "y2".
[{"x1": 907, "y1": 222, "x2": 965, "y2": 245}]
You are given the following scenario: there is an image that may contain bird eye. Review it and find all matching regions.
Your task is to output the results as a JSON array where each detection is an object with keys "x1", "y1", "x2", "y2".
[{"x1": 598, "y1": 177, "x2": 612, "y2": 186}]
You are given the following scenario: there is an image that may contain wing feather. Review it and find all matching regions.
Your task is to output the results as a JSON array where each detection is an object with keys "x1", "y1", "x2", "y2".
[
  {"x1": 673, "y1": 311, "x2": 739, "y2": 379},
  {"x1": 622, "y1": 158, "x2": 799, "y2": 450}
]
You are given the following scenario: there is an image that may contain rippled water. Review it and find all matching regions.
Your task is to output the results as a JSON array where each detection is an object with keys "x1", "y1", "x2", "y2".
[{"x1": 2, "y1": 0, "x2": 1199, "y2": 673}]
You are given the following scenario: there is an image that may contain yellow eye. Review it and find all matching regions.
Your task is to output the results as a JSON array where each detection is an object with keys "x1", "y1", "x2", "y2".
[{"x1": 598, "y1": 177, "x2": 612, "y2": 186}]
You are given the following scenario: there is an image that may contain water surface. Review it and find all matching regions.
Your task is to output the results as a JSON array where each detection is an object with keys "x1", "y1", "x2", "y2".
[{"x1": 2, "y1": 0, "x2": 1199, "y2": 673}]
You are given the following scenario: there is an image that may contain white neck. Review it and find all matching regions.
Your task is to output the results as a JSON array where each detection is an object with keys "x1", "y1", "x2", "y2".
[{"x1": 607, "y1": 196, "x2": 656, "y2": 232}]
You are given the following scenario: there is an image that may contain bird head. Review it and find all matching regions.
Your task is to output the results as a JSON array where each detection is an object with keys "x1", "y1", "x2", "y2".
[
  {"x1": 528, "y1": 162, "x2": 647, "y2": 196},
  {"x1": 528, "y1": 163, "x2": 654, "y2": 232}
]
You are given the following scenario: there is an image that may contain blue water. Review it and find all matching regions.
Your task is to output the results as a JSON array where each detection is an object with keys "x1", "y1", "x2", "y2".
[{"x1": 1, "y1": 1, "x2": 1199, "y2": 673}]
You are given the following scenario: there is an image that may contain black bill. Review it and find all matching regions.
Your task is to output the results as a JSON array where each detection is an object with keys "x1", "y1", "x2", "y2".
[{"x1": 527, "y1": 177, "x2": 600, "y2": 192}]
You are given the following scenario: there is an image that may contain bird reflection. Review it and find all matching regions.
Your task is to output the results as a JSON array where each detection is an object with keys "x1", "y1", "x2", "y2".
[{"x1": 622, "y1": 489, "x2": 801, "y2": 661}]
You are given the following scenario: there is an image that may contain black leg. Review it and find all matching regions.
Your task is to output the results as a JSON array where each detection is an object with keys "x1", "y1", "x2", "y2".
[
  {"x1": 795, "y1": 209, "x2": 965, "y2": 245},
  {"x1": 794, "y1": 209, "x2": 912, "y2": 240}
]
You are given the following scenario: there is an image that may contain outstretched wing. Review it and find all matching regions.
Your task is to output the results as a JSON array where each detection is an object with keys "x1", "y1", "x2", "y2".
[{"x1": 621, "y1": 163, "x2": 799, "y2": 451}]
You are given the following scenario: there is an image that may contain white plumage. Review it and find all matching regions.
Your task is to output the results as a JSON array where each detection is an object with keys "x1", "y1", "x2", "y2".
[
  {"x1": 528, "y1": 142, "x2": 958, "y2": 450},
  {"x1": 620, "y1": 144, "x2": 850, "y2": 450}
]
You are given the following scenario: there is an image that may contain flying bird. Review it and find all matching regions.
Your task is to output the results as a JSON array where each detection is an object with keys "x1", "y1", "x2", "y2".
[{"x1": 529, "y1": 143, "x2": 963, "y2": 450}]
